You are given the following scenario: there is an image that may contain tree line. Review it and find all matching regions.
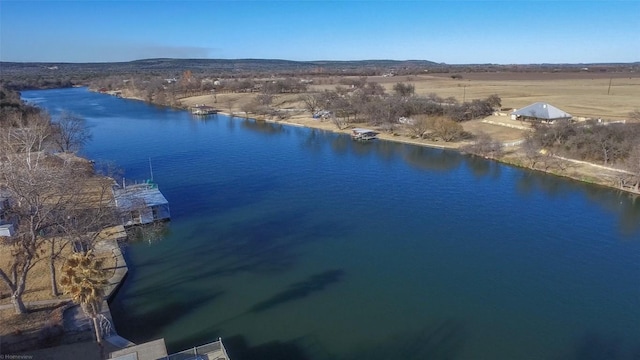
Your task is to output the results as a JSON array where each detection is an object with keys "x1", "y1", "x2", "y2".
[
  {"x1": 295, "y1": 80, "x2": 500, "y2": 143},
  {"x1": 1, "y1": 85, "x2": 114, "y2": 319},
  {"x1": 521, "y1": 116, "x2": 640, "y2": 191}
]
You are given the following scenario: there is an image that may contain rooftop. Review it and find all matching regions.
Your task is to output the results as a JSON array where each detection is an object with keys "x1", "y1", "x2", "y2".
[{"x1": 113, "y1": 182, "x2": 169, "y2": 212}]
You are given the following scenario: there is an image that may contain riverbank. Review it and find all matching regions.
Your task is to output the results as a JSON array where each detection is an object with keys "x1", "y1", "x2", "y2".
[
  {"x1": 93, "y1": 87, "x2": 638, "y2": 196},
  {"x1": 192, "y1": 101, "x2": 639, "y2": 196},
  {"x1": 30, "y1": 86, "x2": 639, "y2": 359}
]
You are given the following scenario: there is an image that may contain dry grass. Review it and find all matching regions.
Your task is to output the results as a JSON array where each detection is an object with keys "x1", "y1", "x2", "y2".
[
  {"x1": 0, "y1": 240, "x2": 117, "y2": 305},
  {"x1": 0, "y1": 302, "x2": 66, "y2": 336},
  {"x1": 362, "y1": 73, "x2": 639, "y2": 120},
  {"x1": 182, "y1": 72, "x2": 640, "y2": 122},
  {"x1": 15, "y1": 341, "x2": 106, "y2": 360}
]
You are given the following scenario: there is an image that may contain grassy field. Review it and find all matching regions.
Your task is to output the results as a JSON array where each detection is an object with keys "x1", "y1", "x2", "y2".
[
  {"x1": 0, "y1": 243, "x2": 116, "y2": 306},
  {"x1": 325, "y1": 72, "x2": 640, "y2": 120},
  {"x1": 182, "y1": 71, "x2": 640, "y2": 121}
]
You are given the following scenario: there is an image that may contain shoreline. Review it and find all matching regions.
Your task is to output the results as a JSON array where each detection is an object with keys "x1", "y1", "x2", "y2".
[
  {"x1": 95, "y1": 88, "x2": 639, "y2": 196},
  {"x1": 218, "y1": 111, "x2": 639, "y2": 196}
]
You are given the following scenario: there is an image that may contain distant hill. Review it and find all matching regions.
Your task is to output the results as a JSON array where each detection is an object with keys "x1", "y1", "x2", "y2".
[
  {"x1": 0, "y1": 58, "x2": 637, "y2": 90},
  {"x1": 0, "y1": 58, "x2": 442, "y2": 76}
]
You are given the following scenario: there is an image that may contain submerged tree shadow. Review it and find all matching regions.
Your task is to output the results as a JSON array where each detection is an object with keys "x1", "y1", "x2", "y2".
[
  {"x1": 342, "y1": 320, "x2": 467, "y2": 360},
  {"x1": 247, "y1": 269, "x2": 345, "y2": 314},
  {"x1": 402, "y1": 146, "x2": 463, "y2": 173},
  {"x1": 555, "y1": 331, "x2": 640, "y2": 360},
  {"x1": 109, "y1": 291, "x2": 223, "y2": 343},
  {"x1": 223, "y1": 334, "x2": 312, "y2": 360},
  {"x1": 205, "y1": 269, "x2": 346, "y2": 332}
]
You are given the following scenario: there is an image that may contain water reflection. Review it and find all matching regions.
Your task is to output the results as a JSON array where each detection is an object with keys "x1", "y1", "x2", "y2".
[
  {"x1": 342, "y1": 320, "x2": 467, "y2": 360},
  {"x1": 516, "y1": 172, "x2": 640, "y2": 236},
  {"x1": 374, "y1": 139, "x2": 402, "y2": 163},
  {"x1": 465, "y1": 155, "x2": 502, "y2": 180},
  {"x1": 248, "y1": 269, "x2": 345, "y2": 314},
  {"x1": 402, "y1": 146, "x2": 463, "y2": 172},
  {"x1": 125, "y1": 222, "x2": 170, "y2": 245},
  {"x1": 350, "y1": 138, "x2": 377, "y2": 157},
  {"x1": 516, "y1": 172, "x2": 575, "y2": 199},
  {"x1": 301, "y1": 129, "x2": 326, "y2": 154},
  {"x1": 583, "y1": 187, "x2": 640, "y2": 237},
  {"x1": 331, "y1": 135, "x2": 350, "y2": 155},
  {"x1": 240, "y1": 119, "x2": 286, "y2": 135}
]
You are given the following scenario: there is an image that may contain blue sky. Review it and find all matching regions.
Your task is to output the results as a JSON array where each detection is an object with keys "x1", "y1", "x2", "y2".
[{"x1": 1, "y1": 1, "x2": 639, "y2": 64}]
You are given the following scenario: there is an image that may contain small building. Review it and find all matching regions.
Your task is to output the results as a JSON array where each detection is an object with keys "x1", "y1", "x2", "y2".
[
  {"x1": 113, "y1": 181, "x2": 170, "y2": 227},
  {"x1": 0, "y1": 224, "x2": 15, "y2": 237},
  {"x1": 0, "y1": 193, "x2": 16, "y2": 237},
  {"x1": 190, "y1": 104, "x2": 218, "y2": 115},
  {"x1": 351, "y1": 128, "x2": 379, "y2": 141},
  {"x1": 511, "y1": 102, "x2": 572, "y2": 122}
]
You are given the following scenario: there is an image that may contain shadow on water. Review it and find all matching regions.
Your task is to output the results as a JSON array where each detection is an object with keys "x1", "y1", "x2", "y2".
[
  {"x1": 331, "y1": 135, "x2": 350, "y2": 156},
  {"x1": 342, "y1": 320, "x2": 467, "y2": 360},
  {"x1": 516, "y1": 172, "x2": 640, "y2": 236},
  {"x1": 222, "y1": 335, "x2": 311, "y2": 360},
  {"x1": 301, "y1": 129, "x2": 330, "y2": 154},
  {"x1": 248, "y1": 269, "x2": 345, "y2": 314},
  {"x1": 582, "y1": 187, "x2": 640, "y2": 237},
  {"x1": 209, "y1": 320, "x2": 467, "y2": 360},
  {"x1": 119, "y1": 209, "x2": 351, "y2": 304},
  {"x1": 465, "y1": 155, "x2": 502, "y2": 180},
  {"x1": 206, "y1": 269, "x2": 346, "y2": 332},
  {"x1": 240, "y1": 118, "x2": 287, "y2": 135},
  {"x1": 402, "y1": 146, "x2": 463, "y2": 172},
  {"x1": 374, "y1": 139, "x2": 403, "y2": 163},
  {"x1": 552, "y1": 331, "x2": 640, "y2": 360},
  {"x1": 109, "y1": 291, "x2": 223, "y2": 344}
]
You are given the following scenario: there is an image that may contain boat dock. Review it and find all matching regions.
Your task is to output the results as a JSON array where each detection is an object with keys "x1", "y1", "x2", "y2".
[
  {"x1": 351, "y1": 128, "x2": 379, "y2": 141},
  {"x1": 191, "y1": 104, "x2": 218, "y2": 115}
]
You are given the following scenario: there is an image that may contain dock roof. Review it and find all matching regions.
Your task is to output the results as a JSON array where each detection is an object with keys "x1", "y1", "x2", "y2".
[{"x1": 113, "y1": 183, "x2": 168, "y2": 212}]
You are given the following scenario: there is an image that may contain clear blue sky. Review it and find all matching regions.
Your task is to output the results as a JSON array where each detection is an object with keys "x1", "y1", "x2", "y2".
[{"x1": 1, "y1": 0, "x2": 639, "y2": 64}]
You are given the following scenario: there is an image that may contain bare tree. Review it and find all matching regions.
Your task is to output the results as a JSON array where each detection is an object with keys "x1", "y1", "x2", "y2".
[
  {"x1": 522, "y1": 136, "x2": 544, "y2": 168},
  {"x1": 0, "y1": 109, "x2": 114, "y2": 309},
  {"x1": 47, "y1": 174, "x2": 118, "y2": 296},
  {"x1": 256, "y1": 93, "x2": 275, "y2": 106},
  {"x1": 408, "y1": 115, "x2": 430, "y2": 138},
  {"x1": 393, "y1": 82, "x2": 415, "y2": 97},
  {"x1": 463, "y1": 132, "x2": 503, "y2": 158},
  {"x1": 225, "y1": 97, "x2": 238, "y2": 114},
  {"x1": 300, "y1": 93, "x2": 322, "y2": 114},
  {"x1": 0, "y1": 120, "x2": 56, "y2": 313},
  {"x1": 52, "y1": 111, "x2": 91, "y2": 153},
  {"x1": 625, "y1": 144, "x2": 640, "y2": 192},
  {"x1": 486, "y1": 94, "x2": 502, "y2": 110},
  {"x1": 432, "y1": 117, "x2": 466, "y2": 142}
]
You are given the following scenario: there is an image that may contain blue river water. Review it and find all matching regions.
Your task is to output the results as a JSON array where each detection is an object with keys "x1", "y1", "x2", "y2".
[{"x1": 22, "y1": 87, "x2": 640, "y2": 360}]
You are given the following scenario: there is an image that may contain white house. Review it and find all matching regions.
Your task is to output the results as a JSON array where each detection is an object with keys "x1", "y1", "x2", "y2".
[{"x1": 511, "y1": 102, "x2": 572, "y2": 122}]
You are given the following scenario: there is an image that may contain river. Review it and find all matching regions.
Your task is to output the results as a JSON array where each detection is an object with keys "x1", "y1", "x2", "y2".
[{"x1": 22, "y1": 87, "x2": 640, "y2": 360}]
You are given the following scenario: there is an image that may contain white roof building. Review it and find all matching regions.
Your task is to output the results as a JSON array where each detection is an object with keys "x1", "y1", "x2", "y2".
[
  {"x1": 113, "y1": 182, "x2": 170, "y2": 227},
  {"x1": 511, "y1": 102, "x2": 572, "y2": 121}
]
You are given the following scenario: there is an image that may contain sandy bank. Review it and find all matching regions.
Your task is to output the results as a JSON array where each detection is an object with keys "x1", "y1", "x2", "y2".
[{"x1": 111, "y1": 90, "x2": 638, "y2": 195}]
